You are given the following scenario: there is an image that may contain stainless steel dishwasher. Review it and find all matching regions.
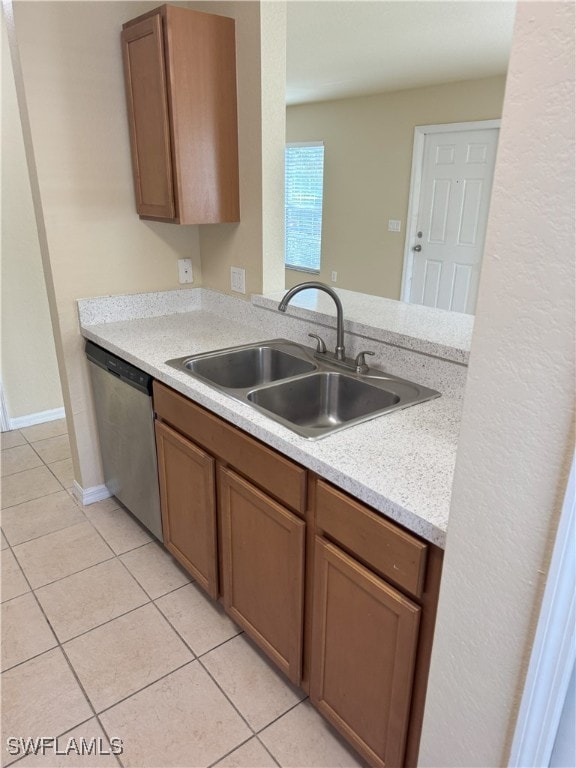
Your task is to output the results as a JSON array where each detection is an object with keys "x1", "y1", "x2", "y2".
[{"x1": 85, "y1": 341, "x2": 163, "y2": 541}]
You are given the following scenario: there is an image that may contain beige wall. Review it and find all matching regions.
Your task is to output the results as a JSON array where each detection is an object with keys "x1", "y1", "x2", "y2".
[
  {"x1": 286, "y1": 75, "x2": 506, "y2": 298},
  {"x1": 419, "y1": 2, "x2": 575, "y2": 764},
  {"x1": 1, "y1": 15, "x2": 62, "y2": 420},
  {"x1": 10, "y1": 1, "x2": 202, "y2": 489},
  {"x1": 193, "y1": 0, "x2": 286, "y2": 299}
]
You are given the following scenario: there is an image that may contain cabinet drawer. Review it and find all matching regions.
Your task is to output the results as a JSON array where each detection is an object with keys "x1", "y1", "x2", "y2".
[
  {"x1": 315, "y1": 480, "x2": 427, "y2": 598},
  {"x1": 154, "y1": 382, "x2": 307, "y2": 514}
]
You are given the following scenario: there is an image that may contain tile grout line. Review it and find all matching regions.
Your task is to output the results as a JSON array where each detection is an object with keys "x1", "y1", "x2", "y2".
[
  {"x1": 2, "y1": 430, "x2": 317, "y2": 768},
  {"x1": 1, "y1": 471, "x2": 122, "y2": 768},
  {"x1": 1, "y1": 547, "x2": 110, "y2": 766},
  {"x1": 11, "y1": 549, "x2": 118, "y2": 592},
  {"x1": 7, "y1": 716, "x2": 102, "y2": 768},
  {"x1": 148, "y1": 595, "x2": 263, "y2": 740},
  {"x1": 1, "y1": 496, "x2": 91, "y2": 549},
  {"x1": 93, "y1": 657, "x2": 198, "y2": 719},
  {"x1": 151, "y1": 595, "x2": 307, "y2": 758},
  {"x1": 3, "y1": 474, "x2": 241, "y2": 717}
]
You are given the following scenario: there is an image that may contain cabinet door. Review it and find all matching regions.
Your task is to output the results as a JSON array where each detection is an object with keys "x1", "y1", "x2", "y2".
[
  {"x1": 311, "y1": 537, "x2": 421, "y2": 768},
  {"x1": 219, "y1": 467, "x2": 305, "y2": 684},
  {"x1": 155, "y1": 421, "x2": 218, "y2": 598},
  {"x1": 121, "y1": 13, "x2": 175, "y2": 220}
]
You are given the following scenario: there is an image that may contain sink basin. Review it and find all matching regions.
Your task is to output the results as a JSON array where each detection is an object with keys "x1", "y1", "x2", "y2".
[
  {"x1": 168, "y1": 343, "x2": 316, "y2": 389},
  {"x1": 248, "y1": 372, "x2": 402, "y2": 436},
  {"x1": 166, "y1": 339, "x2": 440, "y2": 439}
]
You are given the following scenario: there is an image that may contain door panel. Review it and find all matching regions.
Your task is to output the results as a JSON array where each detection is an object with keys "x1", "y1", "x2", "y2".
[
  {"x1": 121, "y1": 15, "x2": 175, "y2": 219},
  {"x1": 155, "y1": 421, "x2": 218, "y2": 598},
  {"x1": 219, "y1": 466, "x2": 305, "y2": 684},
  {"x1": 409, "y1": 126, "x2": 499, "y2": 314},
  {"x1": 311, "y1": 537, "x2": 421, "y2": 768}
]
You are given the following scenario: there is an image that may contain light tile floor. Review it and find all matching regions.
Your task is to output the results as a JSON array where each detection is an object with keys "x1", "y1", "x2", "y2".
[{"x1": 1, "y1": 420, "x2": 364, "y2": 768}]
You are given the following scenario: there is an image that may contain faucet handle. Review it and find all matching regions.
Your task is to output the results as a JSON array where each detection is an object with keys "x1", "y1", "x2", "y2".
[
  {"x1": 355, "y1": 350, "x2": 375, "y2": 373},
  {"x1": 308, "y1": 333, "x2": 327, "y2": 353}
]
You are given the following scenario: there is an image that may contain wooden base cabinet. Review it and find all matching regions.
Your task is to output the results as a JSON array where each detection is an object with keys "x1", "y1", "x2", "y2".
[
  {"x1": 155, "y1": 421, "x2": 218, "y2": 599},
  {"x1": 153, "y1": 382, "x2": 442, "y2": 768},
  {"x1": 219, "y1": 467, "x2": 305, "y2": 685},
  {"x1": 153, "y1": 382, "x2": 307, "y2": 682},
  {"x1": 310, "y1": 537, "x2": 421, "y2": 767}
]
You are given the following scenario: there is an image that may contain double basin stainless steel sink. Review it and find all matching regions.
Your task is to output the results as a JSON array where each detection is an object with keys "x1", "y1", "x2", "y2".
[{"x1": 166, "y1": 339, "x2": 440, "y2": 439}]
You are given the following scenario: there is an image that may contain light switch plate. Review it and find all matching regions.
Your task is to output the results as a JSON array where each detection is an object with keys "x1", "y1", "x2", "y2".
[
  {"x1": 178, "y1": 259, "x2": 193, "y2": 283},
  {"x1": 231, "y1": 266, "x2": 246, "y2": 294},
  {"x1": 388, "y1": 220, "x2": 402, "y2": 232}
]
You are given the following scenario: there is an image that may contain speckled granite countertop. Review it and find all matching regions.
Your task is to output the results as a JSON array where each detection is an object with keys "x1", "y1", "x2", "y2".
[
  {"x1": 255, "y1": 287, "x2": 474, "y2": 364},
  {"x1": 79, "y1": 290, "x2": 464, "y2": 548}
]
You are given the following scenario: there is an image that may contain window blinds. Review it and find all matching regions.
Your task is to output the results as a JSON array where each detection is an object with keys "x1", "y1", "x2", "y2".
[{"x1": 285, "y1": 142, "x2": 325, "y2": 272}]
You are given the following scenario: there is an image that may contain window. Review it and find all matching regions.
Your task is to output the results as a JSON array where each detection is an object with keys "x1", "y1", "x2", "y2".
[{"x1": 285, "y1": 142, "x2": 325, "y2": 272}]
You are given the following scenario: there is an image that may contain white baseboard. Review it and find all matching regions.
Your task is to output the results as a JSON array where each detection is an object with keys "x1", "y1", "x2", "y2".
[
  {"x1": 72, "y1": 481, "x2": 111, "y2": 506},
  {"x1": 8, "y1": 407, "x2": 66, "y2": 431},
  {"x1": 0, "y1": 382, "x2": 10, "y2": 432}
]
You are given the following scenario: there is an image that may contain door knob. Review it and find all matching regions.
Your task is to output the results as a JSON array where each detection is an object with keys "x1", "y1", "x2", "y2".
[{"x1": 413, "y1": 244, "x2": 422, "y2": 252}]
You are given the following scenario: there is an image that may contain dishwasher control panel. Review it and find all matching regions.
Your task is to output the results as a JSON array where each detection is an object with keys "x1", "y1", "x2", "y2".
[{"x1": 85, "y1": 340, "x2": 153, "y2": 396}]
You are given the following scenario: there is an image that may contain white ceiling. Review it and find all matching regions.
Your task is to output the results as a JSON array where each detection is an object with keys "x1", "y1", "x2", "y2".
[{"x1": 286, "y1": 1, "x2": 516, "y2": 105}]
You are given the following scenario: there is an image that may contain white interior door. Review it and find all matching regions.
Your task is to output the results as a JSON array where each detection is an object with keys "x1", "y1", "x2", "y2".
[{"x1": 405, "y1": 124, "x2": 499, "y2": 314}]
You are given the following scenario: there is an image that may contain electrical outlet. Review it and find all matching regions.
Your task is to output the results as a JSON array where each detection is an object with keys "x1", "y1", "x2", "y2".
[
  {"x1": 388, "y1": 220, "x2": 402, "y2": 232},
  {"x1": 230, "y1": 266, "x2": 246, "y2": 294},
  {"x1": 178, "y1": 259, "x2": 193, "y2": 284},
  {"x1": 331, "y1": 271, "x2": 338, "y2": 282}
]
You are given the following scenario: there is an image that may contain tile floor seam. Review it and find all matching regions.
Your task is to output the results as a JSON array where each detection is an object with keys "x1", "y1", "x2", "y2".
[
  {"x1": 11, "y1": 549, "x2": 117, "y2": 591},
  {"x1": 26, "y1": 440, "x2": 53, "y2": 464},
  {"x1": 92, "y1": 657, "x2": 199, "y2": 718},
  {"x1": 102, "y1": 535, "x2": 156, "y2": 559},
  {"x1": 2, "y1": 510, "x2": 90, "y2": 550},
  {"x1": 253, "y1": 695, "x2": 311, "y2": 736},
  {"x1": 115, "y1": 547, "x2": 191, "y2": 600},
  {"x1": 55, "y1": 595, "x2": 153, "y2": 645},
  {"x1": 59, "y1": 626, "x2": 197, "y2": 716},
  {"x1": 21, "y1": 430, "x2": 68, "y2": 446},
  {"x1": 1, "y1": 641, "x2": 59, "y2": 676},
  {"x1": 0, "y1": 466, "x2": 66, "y2": 508},
  {"x1": 0, "y1": 548, "x2": 30, "y2": 603},
  {"x1": 204, "y1": 734, "x2": 265, "y2": 768},
  {"x1": 194, "y1": 654, "x2": 260, "y2": 738},
  {"x1": 194, "y1": 628, "x2": 245, "y2": 659},
  {"x1": 43, "y1": 460, "x2": 73, "y2": 493},
  {"x1": 118, "y1": 548, "x2": 192, "y2": 601},
  {"x1": 145, "y1": 600, "x2": 198, "y2": 661},
  {"x1": 80, "y1": 507, "x2": 156, "y2": 558},
  {"x1": 23, "y1": 550, "x2": 123, "y2": 594},
  {"x1": 254, "y1": 735, "x2": 283, "y2": 768},
  {"x1": 153, "y1": 592, "x2": 244, "y2": 660},
  {"x1": 3, "y1": 425, "x2": 362, "y2": 768},
  {"x1": 4, "y1": 523, "x2": 125, "y2": 768},
  {"x1": 21, "y1": 576, "x2": 123, "y2": 748},
  {"x1": 74, "y1": 510, "x2": 120, "y2": 558},
  {"x1": 7, "y1": 715, "x2": 105, "y2": 768},
  {"x1": 92, "y1": 714, "x2": 125, "y2": 768},
  {"x1": 3, "y1": 501, "x2": 157, "y2": 697},
  {"x1": 0, "y1": 453, "x2": 43, "y2": 479},
  {"x1": 146, "y1": 593, "x2": 281, "y2": 742}
]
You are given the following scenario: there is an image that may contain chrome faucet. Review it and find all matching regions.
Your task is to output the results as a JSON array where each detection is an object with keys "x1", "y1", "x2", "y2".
[
  {"x1": 278, "y1": 281, "x2": 376, "y2": 373},
  {"x1": 278, "y1": 281, "x2": 346, "y2": 360}
]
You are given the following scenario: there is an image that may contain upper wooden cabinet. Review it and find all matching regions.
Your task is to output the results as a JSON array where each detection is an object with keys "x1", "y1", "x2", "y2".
[{"x1": 121, "y1": 5, "x2": 240, "y2": 224}]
